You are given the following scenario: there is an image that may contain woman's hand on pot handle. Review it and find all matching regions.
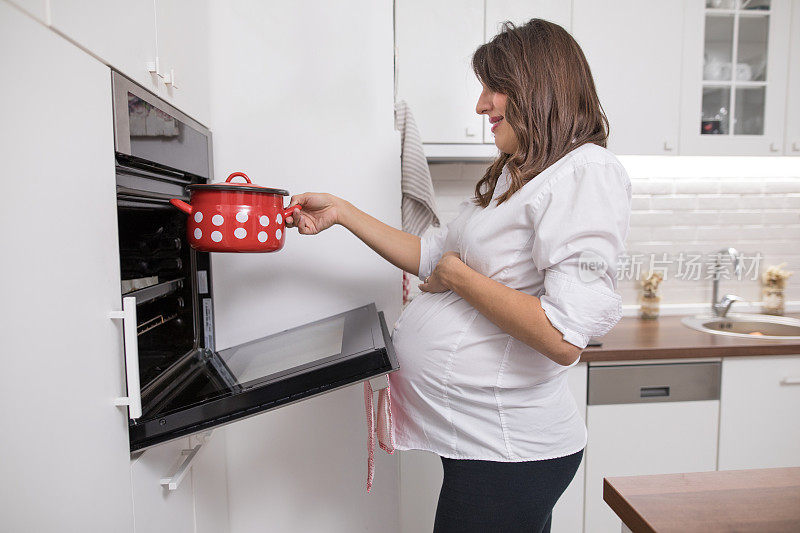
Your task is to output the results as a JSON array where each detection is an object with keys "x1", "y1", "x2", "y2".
[{"x1": 285, "y1": 193, "x2": 342, "y2": 235}]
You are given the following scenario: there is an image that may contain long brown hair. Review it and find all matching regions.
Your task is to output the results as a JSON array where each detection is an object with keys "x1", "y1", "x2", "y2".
[{"x1": 471, "y1": 19, "x2": 609, "y2": 208}]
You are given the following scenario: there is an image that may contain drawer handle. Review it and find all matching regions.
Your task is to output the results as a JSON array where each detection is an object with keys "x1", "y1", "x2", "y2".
[
  {"x1": 640, "y1": 386, "x2": 670, "y2": 398},
  {"x1": 780, "y1": 377, "x2": 800, "y2": 386}
]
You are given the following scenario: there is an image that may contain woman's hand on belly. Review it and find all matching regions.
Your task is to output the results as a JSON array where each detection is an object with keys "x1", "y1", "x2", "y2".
[
  {"x1": 418, "y1": 251, "x2": 465, "y2": 293},
  {"x1": 424, "y1": 251, "x2": 582, "y2": 367}
]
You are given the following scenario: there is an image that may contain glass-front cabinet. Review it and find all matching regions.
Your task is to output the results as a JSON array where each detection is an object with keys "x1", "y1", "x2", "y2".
[
  {"x1": 681, "y1": 0, "x2": 792, "y2": 154},
  {"x1": 786, "y1": 0, "x2": 800, "y2": 155}
]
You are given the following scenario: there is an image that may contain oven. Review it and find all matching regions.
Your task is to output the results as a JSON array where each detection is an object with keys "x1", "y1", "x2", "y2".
[{"x1": 112, "y1": 71, "x2": 398, "y2": 452}]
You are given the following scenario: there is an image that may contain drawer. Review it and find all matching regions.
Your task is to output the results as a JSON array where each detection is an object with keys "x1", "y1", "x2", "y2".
[
  {"x1": 130, "y1": 437, "x2": 195, "y2": 533},
  {"x1": 588, "y1": 361, "x2": 721, "y2": 405}
]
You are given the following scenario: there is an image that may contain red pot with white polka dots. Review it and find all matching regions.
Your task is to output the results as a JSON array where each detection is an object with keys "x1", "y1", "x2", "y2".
[{"x1": 169, "y1": 172, "x2": 302, "y2": 253}]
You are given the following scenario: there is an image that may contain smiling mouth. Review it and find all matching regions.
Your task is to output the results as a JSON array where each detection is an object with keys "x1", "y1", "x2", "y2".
[{"x1": 490, "y1": 115, "x2": 504, "y2": 133}]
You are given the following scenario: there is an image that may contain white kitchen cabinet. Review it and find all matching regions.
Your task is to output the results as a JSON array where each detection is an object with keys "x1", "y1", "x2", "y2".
[
  {"x1": 395, "y1": 0, "x2": 484, "y2": 144},
  {"x1": 132, "y1": 438, "x2": 196, "y2": 533},
  {"x1": 49, "y1": 0, "x2": 161, "y2": 94},
  {"x1": 718, "y1": 355, "x2": 800, "y2": 470},
  {"x1": 0, "y1": 2, "x2": 134, "y2": 530},
  {"x1": 583, "y1": 362, "x2": 720, "y2": 533},
  {"x1": 572, "y1": 0, "x2": 685, "y2": 155},
  {"x1": 155, "y1": 0, "x2": 211, "y2": 126},
  {"x1": 48, "y1": 0, "x2": 210, "y2": 125},
  {"x1": 784, "y1": 0, "x2": 800, "y2": 155},
  {"x1": 551, "y1": 362, "x2": 587, "y2": 533},
  {"x1": 483, "y1": 0, "x2": 572, "y2": 144},
  {"x1": 130, "y1": 432, "x2": 229, "y2": 533},
  {"x1": 679, "y1": 0, "x2": 792, "y2": 155},
  {"x1": 6, "y1": 0, "x2": 47, "y2": 23}
]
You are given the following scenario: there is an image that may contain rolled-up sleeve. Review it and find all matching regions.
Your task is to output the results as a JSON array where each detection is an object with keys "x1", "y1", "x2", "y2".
[
  {"x1": 530, "y1": 160, "x2": 632, "y2": 349},
  {"x1": 418, "y1": 199, "x2": 473, "y2": 280}
]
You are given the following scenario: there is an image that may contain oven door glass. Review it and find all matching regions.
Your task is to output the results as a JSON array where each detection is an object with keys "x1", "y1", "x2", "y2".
[{"x1": 128, "y1": 303, "x2": 398, "y2": 451}]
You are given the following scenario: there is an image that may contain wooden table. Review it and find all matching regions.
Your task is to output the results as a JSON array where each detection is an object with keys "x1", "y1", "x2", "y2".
[{"x1": 603, "y1": 467, "x2": 800, "y2": 532}]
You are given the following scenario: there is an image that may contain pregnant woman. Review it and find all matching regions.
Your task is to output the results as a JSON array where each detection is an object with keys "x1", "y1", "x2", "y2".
[{"x1": 285, "y1": 18, "x2": 631, "y2": 533}]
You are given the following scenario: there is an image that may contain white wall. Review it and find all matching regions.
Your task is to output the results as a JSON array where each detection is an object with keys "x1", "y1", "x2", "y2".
[
  {"x1": 206, "y1": 1, "x2": 402, "y2": 532},
  {"x1": 424, "y1": 158, "x2": 800, "y2": 312}
]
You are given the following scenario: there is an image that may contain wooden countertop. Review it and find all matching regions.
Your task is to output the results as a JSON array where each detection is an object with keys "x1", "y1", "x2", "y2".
[
  {"x1": 603, "y1": 467, "x2": 800, "y2": 533},
  {"x1": 582, "y1": 312, "x2": 800, "y2": 362}
]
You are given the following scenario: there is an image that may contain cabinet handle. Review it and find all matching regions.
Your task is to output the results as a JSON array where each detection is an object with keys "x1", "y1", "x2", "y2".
[
  {"x1": 792, "y1": 142, "x2": 799, "y2": 152},
  {"x1": 164, "y1": 68, "x2": 179, "y2": 90},
  {"x1": 160, "y1": 431, "x2": 213, "y2": 490},
  {"x1": 465, "y1": 127, "x2": 476, "y2": 138},
  {"x1": 769, "y1": 143, "x2": 780, "y2": 153},
  {"x1": 109, "y1": 296, "x2": 142, "y2": 419},
  {"x1": 780, "y1": 377, "x2": 800, "y2": 385},
  {"x1": 146, "y1": 57, "x2": 164, "y2": 79},
  {"x1": 640, "y1": 386, "x2": 670, "y2": 398},
  {"x1": 663, "y1": 141, "x2": 673, "y2": 152}
]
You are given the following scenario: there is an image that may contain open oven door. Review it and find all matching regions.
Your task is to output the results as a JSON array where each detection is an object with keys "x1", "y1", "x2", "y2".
[{"x1": 126, "y1": 303, "x2": 398, "y2": 451}]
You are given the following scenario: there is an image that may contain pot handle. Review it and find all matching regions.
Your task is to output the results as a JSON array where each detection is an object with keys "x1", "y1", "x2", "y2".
[
  {"x1": 283, "y1": 204, "x2": 303, "y2": 219},
  {"x1": 226, "y1": 172, "x2": 251, "y2": 184},
  {"x1": 170, "y1": 199, "x2": 192, "y2": 214}
]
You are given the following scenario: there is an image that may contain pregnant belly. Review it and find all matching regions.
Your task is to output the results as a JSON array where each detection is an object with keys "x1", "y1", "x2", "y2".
[{"x1": 391, "y1": 291, "x2": 511, "y2": 390}]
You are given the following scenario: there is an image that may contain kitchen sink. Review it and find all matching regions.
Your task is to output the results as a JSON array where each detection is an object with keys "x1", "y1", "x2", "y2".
[{"x1": 681, "y1": 313, "x2": 800, "y2": 340}]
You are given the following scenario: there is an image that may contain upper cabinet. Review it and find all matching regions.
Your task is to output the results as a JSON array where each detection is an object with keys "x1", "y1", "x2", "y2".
[
  {"x1": 572, "y1": 0, "x2": 684, "y2": 155},
  {"x1": 7, "y1": 0, "x2": 47, "y2": 23},
  {"x1": 397, "y1": 0, "x2": 800, "y2": 157},
  {"x1": 154, "y1": 0, "x2": 211, "y2": 126},
  {"x1": 395, "y1": 0, "x2": 484, "y2": 144},
  {"x1": 48, "y1": 0, "x2": 210, "y2": 125},
  {"x1": 785, "y1": 0, "x2": 800, "y2": 155},
  {"x1": 680, "y1": 0, "x2": 792, "y2": 155},
  {"x1": 49, "y1": 0, "x2": 160, "y2": 94}
]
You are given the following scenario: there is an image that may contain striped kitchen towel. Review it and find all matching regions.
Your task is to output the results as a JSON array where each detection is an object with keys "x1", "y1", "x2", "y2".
[
  {"x1": 394, "y1": 100, "x2": 441, "y2": 305},
  {"x1": 395, "y1": 100, "x2": 440, "y2": 236}
]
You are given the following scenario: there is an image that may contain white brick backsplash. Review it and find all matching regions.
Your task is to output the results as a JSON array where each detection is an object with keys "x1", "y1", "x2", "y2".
[
  {"x1": 735, "y1": 225, "x2": 772, "y2": 240},
  {"x1": 632, "y1": 179, "x2": 674, "y2": 195},
  {"x1": 631, "y1": 195, "x2": 651, "y2": 210},
  {"x1": 762, "y1": 210, "x2": 800, "y2": 225},
  {"x1": 719, "y1": 179, "x2": 765, "y2": 194},
  {"x1": 674, "y1": 179, "x2": 721, "y2": 194},
  {"x1": 650, "y1": 195, "x2": 699, "y2": 210},
  {"x1": 426, "y1": 161, "x2": 800, "y2": 306},
  {"x1": 746, "y1": 194, "x2": 785, "y2": 208},
  {"x1": 695, "y1": 226, "x2": 738, "y2": 241},
  {"x1": 714, "y1": 210, "x2": 764, "y2": 225},
  {"x1": 696, "y1": 194, "x2": 742, "y2": 209},
  {"x1": 628, "y1": 226, "x2": 652, "y2": 241},
  {"x1": 630, "y1": 211, "x2": 677, "y2": 226},
  {"x1": 763, "y1": 179, "x2": 800, "y2": 193},
  {"x1": 651, "y1": 225, "x2": 696, "y2": 241},
  {"x1": 676, "y1": 210, "x2": 722, "y2": 225},
  {"x1": 784, "y1": 194, "x2": 800, "y2": 208}
]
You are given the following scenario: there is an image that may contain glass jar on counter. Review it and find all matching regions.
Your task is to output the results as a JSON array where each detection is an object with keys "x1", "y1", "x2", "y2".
[
  {"x1": 761, "y1": 285, "x2": 785, "y2": 315},
  {"x1": 639, "y1": 288, "x2": 661, "y2": 320}
]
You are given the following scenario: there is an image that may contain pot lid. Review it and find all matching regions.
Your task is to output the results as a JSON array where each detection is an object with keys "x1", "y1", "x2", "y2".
[{"x1": 187, "y1": 172, "x2": 289, "y2": 195}]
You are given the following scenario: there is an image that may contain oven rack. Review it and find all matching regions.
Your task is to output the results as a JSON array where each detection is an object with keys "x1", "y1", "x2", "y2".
[{"x1": 127, "y1": 277, "x2": 185, "y2": 306}]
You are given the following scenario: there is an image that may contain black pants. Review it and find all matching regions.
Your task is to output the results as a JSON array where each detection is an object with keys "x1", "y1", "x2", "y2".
[{"x1": 432, "y1": 449, "x2": 583, "y2": 533}]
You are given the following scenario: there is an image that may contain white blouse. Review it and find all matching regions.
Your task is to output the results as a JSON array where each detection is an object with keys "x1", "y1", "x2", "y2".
[{"x1": 387, "y1": 142, "x2": 632, "y2": 461}]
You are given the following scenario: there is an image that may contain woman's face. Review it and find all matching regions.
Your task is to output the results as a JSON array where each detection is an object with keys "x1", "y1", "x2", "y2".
[{"x1": 476, "y1": 82, "x2": 518, "y2": 154}]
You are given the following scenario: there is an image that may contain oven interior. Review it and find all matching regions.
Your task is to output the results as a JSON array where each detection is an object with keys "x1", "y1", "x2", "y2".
[{"x1": 118, "y1": 202, "x2": 198, "y2": 388}]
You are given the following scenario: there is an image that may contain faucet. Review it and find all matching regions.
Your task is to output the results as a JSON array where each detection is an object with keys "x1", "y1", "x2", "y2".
[{"x1": 711, "y1": 247, "x2": 746, "y2": 317}]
